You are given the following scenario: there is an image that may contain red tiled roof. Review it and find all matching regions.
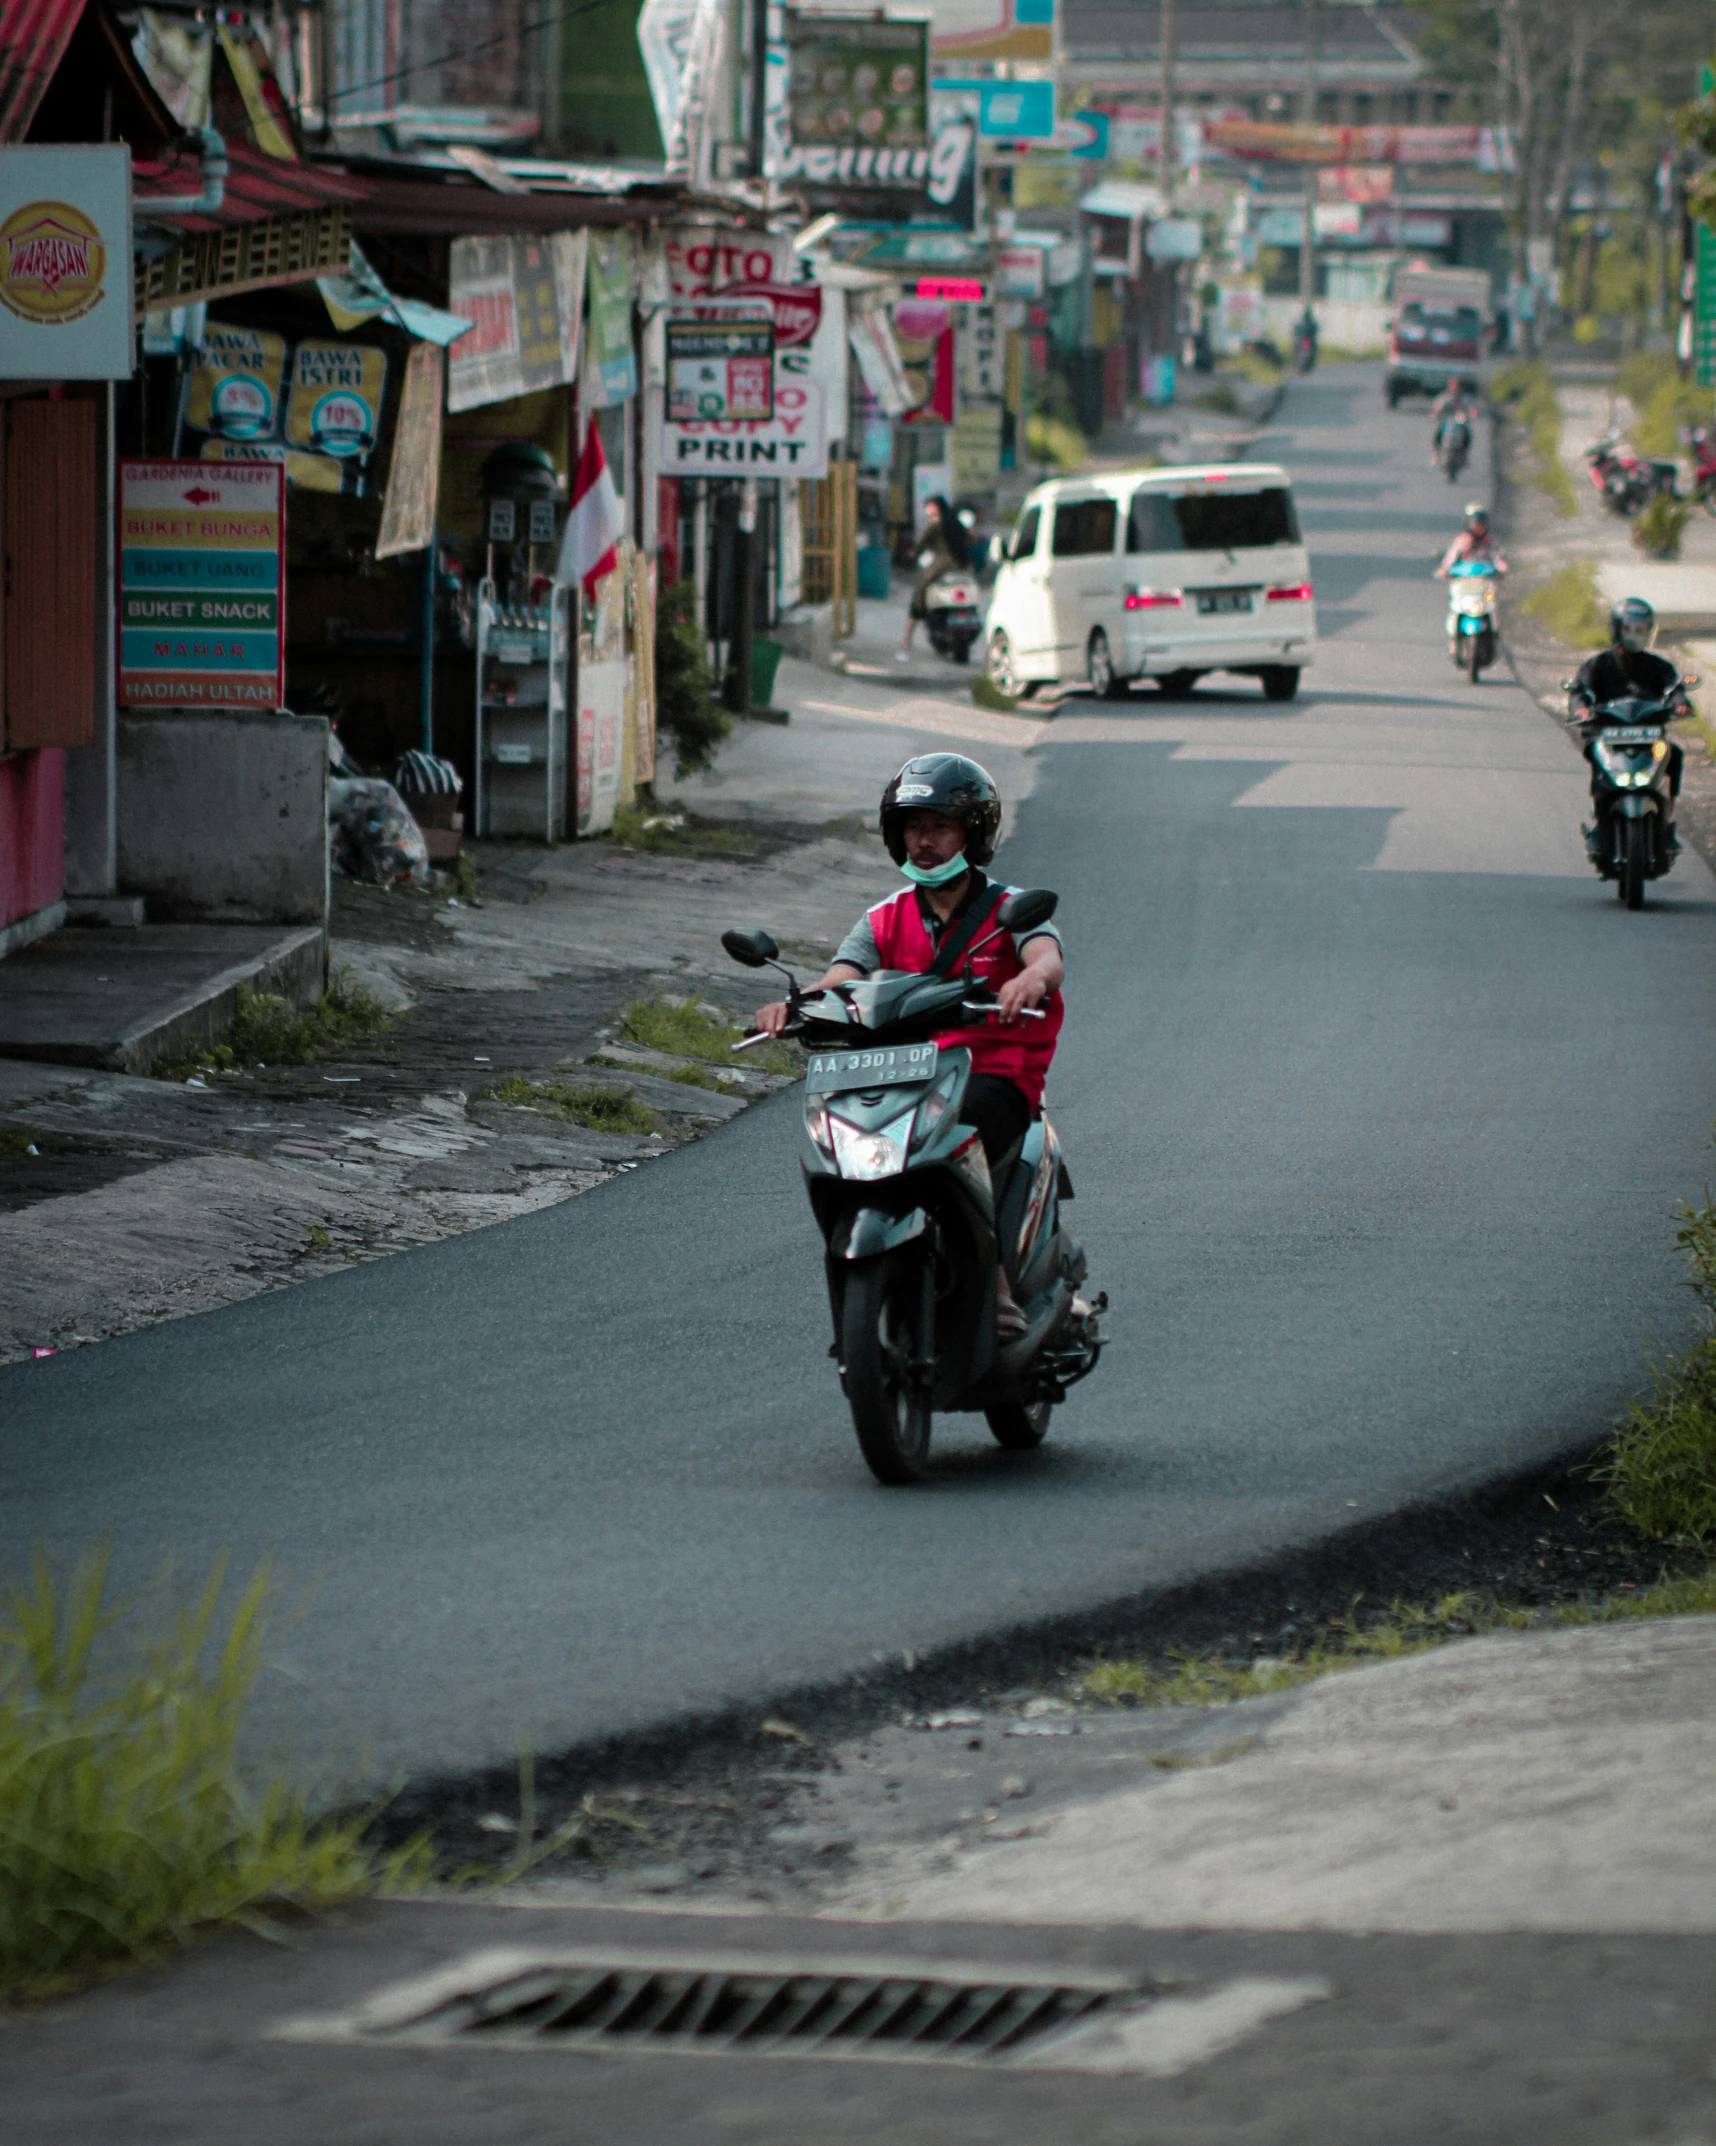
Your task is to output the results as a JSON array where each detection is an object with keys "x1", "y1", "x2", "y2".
[
  {"x1": 134, "y1": 136, "x2": 368, "y2": 230},
  {"x1": 0, "y1": 0, "x2": 86, "y2": 142}
]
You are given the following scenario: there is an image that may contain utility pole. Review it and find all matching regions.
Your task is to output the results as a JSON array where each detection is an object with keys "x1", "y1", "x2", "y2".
[
  {"x1": 1159, "y1": 0, "x2": 1175, "y2": 208},
  {"x1": 729, "y1": 0, "x2": 769, "y2": 717},
  {"x1": 1300, "y1": 0, "x2": 1319, "y2": 318}
]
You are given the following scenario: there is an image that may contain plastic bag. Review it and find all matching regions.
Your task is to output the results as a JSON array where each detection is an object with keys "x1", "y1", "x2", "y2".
[{"x1": 328, "y1": 776, "x2": 430, "y2": 888}]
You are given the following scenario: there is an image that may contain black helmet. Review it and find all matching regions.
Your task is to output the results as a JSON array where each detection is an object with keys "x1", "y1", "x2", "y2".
[
  {"x1": 1610, "y1": 595, "x2": 1656, "y2": 652},
  {"x1": 879, "y1": 754, "x2": 1002, "y2": 867}
]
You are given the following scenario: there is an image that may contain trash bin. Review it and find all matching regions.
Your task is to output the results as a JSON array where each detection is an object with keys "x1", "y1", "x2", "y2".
[
  {"x1": 750, "y1": 636, "x2": 785, "y2": 707},
  {"x1": 857, "y1": 544, "x2": 892, "y2": 600}
]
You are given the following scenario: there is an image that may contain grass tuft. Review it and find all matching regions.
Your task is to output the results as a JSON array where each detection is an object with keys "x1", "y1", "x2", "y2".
[
  {"x1": 1593, "y1": 1188, "x2": 1716, "y2": 1543},
  {"x1": 1520, "y1": 558, "x2": 1609, "y2": 648},
  {"x1": 0, "y1": 1550, "x2": 422, "y2": 1999},
  {"x1": 1493, "y1": 360, "x2": 1578, "y2": 516},
  {"x1": 1026, "y1": 413, "x2": 1089, "y2": 473},
  {"x1": 608, "y1": 805, "x2": 767, "y2": 860},
  {"x1": 481, "y1": 1076, "x2": 662, "y2": 1135},
  {"x1": 972, "y1": 673, "x2": 1019, "y2": 713},
  {"x1": 1632, "y1": 492, "x2": 1693, "y2": 560},
  {"x1": 156, "y1": 970, "x2": 393, "y2": 1080},
  {"x1": 621, "y1": 995, "x2": 798, "y2": 1078}
]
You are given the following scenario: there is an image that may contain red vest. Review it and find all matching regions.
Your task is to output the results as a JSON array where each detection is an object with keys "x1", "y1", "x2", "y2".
[{"x1": 866, "y1": 882, "x2": 1063, "y2": 1109}]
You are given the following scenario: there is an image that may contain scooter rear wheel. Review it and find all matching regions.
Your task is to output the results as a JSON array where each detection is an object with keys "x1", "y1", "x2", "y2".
[
  {"x1": 843, "y1": 1256, "x2": 933, "y2": 1485},
  {"x1": 986, "y1": 1401, "x2": 1052, "y2": 1450}
]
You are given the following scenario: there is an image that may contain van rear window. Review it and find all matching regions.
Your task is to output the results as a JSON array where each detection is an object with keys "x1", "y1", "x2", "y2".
[
  {"x1": 1051, "y1": 498, "x2": 1118, "y2": 556},
  {"x1": 1399, "y1": 303, "x2": 1481, "y2": 341},
  {"x1": 1127, "y1": 486, "x2": 1300, "y2": 552}
]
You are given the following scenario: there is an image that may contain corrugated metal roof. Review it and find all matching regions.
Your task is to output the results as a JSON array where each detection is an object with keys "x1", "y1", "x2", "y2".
[
  {"x1": 0, "y1": 0, "x2": 86, "y2": 142},
  {"x1": 134, "y1": 137, "x2": 368, "y2": 230}
]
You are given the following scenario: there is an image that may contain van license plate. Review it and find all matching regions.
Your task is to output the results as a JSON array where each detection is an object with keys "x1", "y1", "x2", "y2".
[
  {"x1": 1197, "y1": 590, "x2": 1253, "y2": 615},
  {"x1": 806, "y1": 1043, "x2": 938, "y2": 1095}
]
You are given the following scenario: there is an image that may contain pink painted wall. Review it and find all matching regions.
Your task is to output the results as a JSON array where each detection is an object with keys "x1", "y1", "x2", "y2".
[{"x1": 0, "y1": 747, "x2": 65, "y2": 930}]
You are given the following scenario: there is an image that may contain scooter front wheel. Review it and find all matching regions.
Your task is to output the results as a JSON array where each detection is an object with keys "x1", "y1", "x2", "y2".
[
  {"x1": 843, "y1": 1255, "x2": 933, "y2": 1485},
  {"x1": 986, "y1": 1401, "x2": 1052, "y2": 1450},
  {"x1": 1620, "y1": 817, "x2": 1648, "y2": 910}
]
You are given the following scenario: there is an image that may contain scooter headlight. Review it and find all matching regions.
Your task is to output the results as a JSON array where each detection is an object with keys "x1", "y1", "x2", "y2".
[{"x1": 828, "y1": 1107, "x2": 916, "y2": 1180}]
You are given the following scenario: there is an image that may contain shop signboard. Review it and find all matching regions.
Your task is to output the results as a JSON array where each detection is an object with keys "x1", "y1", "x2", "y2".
[
  {"x1": 577, "y1": 657, "x2": 625, "y2": 835},
  {"x1": 448, "y1": 231, "x2": 587, "y2": 413},
  {"x1": 666, "y1": 319, "x2": 775, "y2": 422},
  {"x1": 994, "y1": 245, "x2": 1046, "y2": 299},
  {"x1": 376, "y1": 343, "x2": 445, "y2": 559},
  {"x1": 586, "y1": 230, "x2": 639, "y2": 408},
  {"x1": 186, "y1": 325, "x2": 288, "y2": 441},
  {"x1": 929, "y1": 0, "x2": 1053, "y2": 65},
  {"x1": 285, "y1": 341, "x2": 387, "y2": 465},
  {"x1": 117, "y1": 460, "x2": 284, "y2": 710},
  {"x1": 934, "y1": 79, "x2": 1054, "y2": 140},
  {"x1": 660, "y1": 379, "x2": 828, "y2": 476},
  {"x1": 0, "y1": 146, "x2": 133, "y2": 380},
  {"x1": 771, "y1": 14, "x2": 976, "y2": 219}
]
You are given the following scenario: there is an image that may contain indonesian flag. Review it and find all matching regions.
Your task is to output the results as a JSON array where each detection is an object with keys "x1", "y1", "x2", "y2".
[{"x1": 559, "y1": 419, "x2": 623, "y2": 594}]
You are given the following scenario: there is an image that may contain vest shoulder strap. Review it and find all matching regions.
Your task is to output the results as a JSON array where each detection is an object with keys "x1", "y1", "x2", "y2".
[{"x1": 928, "y1": 878, "x2": 1007, "y2": 980}]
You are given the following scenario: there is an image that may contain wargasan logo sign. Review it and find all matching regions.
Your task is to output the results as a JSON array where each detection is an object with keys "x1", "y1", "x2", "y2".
[
  {"x1": 0, "y1": 147, "x2": 133, "y2": 377},
  {"x1": 0, "y1": 201, "x2": 107, "y2": 324}
]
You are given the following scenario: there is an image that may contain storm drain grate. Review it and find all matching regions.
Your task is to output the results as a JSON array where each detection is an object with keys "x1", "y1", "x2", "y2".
[{"x1": 289, "y1": 1946, "x2": 1161, "y2": 2068}]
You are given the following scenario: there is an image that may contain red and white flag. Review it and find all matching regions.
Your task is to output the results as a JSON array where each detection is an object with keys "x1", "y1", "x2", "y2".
[{"x1": 559, "y1": 419, "x2": 623, "y2": 594}]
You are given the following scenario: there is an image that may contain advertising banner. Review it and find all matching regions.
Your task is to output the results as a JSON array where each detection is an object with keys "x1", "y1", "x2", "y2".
[
  {"x1": 666, "y1": 319, "x2": 775, "y2": 421},
  {"x1": 186, "y1": 324, "x2": 385, "y2": 492},
  {"x1": 586, "y1": 229, "x2": 639, "y2": 408},
  {"x1": 929, "y1": 0, "x2": 1053, "y2": 65},
  {"x1": 576, "y1": 656, "x2": 625, "y2": 835},
  {"x1": 0, "y1": 145, "x2": 133, "y2": 380},
  {"x1": 284, "y1": 340, "x2": 387, "y2": 464},
  {"x1": 660, "y1": 379, "x2": 827, "y2": 476},
  {"x1": 117, "y1": 460, "x2": 284, "y2": 710},
  {"x1": 448, "y1": 231, "x2": 587, "y2": 413},
  {"x1": 376, "y1": 342, "x2": 445, "y2": 559}
]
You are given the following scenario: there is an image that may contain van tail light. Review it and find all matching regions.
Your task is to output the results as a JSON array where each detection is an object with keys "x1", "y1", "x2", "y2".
[
  {"x1": 1266, "y1": 583, "x2": 1313, "y2": 603},
  {"x1": 1124, "y1": 585, "x2": 1184, "y2": 609}
]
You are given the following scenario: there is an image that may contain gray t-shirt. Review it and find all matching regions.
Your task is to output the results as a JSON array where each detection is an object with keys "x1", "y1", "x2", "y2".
[{"x1": 834, "y1": 883, "x2": 1064, "y2": 975}]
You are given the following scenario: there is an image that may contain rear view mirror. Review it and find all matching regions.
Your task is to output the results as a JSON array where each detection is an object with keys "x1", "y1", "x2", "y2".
[
  {"x1": 721, "y1": 928, "x2": 779, "y2": 968},
  {"x1": 997, "y1": 888, "x2": 1058, "y2": 934}
]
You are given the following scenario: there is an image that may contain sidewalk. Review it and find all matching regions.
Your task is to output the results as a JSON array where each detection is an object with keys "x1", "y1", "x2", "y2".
[{"x1": 0, "y1": 667, "x2": 1049, "y2": 1364}]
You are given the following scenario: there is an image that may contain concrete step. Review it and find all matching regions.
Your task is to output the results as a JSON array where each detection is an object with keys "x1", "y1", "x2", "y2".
[{"x1": 0, "y1": 923, "x2": 325, "y2": 1075}]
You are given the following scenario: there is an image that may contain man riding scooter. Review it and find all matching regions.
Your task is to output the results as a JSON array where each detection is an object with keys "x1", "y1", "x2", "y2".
[
  {"x1": 752, "y1": 753, "x2": 1065, "y2": 1340},
  {"x1": 1428, "y1": 376, "x2": 1477, "y2": 471},
  {"x1": 1567, "y1": 596, "x2": 1687, "y2": 872}
]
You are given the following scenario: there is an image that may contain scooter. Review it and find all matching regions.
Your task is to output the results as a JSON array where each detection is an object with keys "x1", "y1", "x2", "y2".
[
  {"x1": 1686, "y1": 425, "x2": 1716, "y2": 515},
  {"x1": 1445, "y1": 558, "x2": 1498, "y2": 679},
  {"x1": 1437, "y1": 410, "x2": 1472, "y2": 480},
  {"x1": 722, "y1": 895, "x2": 1105, "y2": 1486},
  {"x1": 1293, "y1": 313, "x2": 1318, "y2": 374},
  {"x1": 1585, "y1": 435, "x2": 1677, "y2": 517},
  {"x1": 1565, "y1": 687, "x2": 1688, "y2": 909},
  {"x1": 923, "y1": 568, "x2": 983, "y2": 665}
]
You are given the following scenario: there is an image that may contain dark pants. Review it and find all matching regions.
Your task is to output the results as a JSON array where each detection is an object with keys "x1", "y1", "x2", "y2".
[{"x1": 960, "y1": 1073, "x2": 1032, "y2": 1172}]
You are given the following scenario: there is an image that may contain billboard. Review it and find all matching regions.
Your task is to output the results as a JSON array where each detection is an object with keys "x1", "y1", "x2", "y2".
[
  {"x1": 0, "y1": 146, "x2": 133, "y2": 380},
  {"x1": 117, "y1": 461, "x2": 284, "y2": 710}
]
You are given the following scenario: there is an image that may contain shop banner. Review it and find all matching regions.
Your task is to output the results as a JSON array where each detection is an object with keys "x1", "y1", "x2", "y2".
[
  {"x1": 577, "y1": 657, "x2": 625, "y2": 835},
  {"x1": 285, "y1": 340, "x2": 387, "y2": 463},
  {"x1": 376, "y1": 342, "x2": 446, "y2": 559},
  {"x1": 0, "y1": 146, "x2": 134, "y2": 380},
  {"x1": 848, "y1": 305, "x2": 912, "y2": 415},
  {"x1": 930, "y1": 0, "x2": 1053, "y2": 64},
  {"x1": 448, "y1": 231, "x2": 587, "y2": 413},
  {"x1": 586, "y1": 230, "x2": 638, "y2": 408},
  {"x1": 666, "y1": 319, "x2": 774, "y2": 421},
  {"x1": 186, "y1": 322, "x2": 384, "y2": 491},
  {"x1": 117, "y1": 460, "x2": 284, "y2": 710},
  {"x1": 660, "y1": 379, "x2": 827, "y2": 476},
  {"x1": 186, "y1": 323, "x2": 288, "y2": 440}
]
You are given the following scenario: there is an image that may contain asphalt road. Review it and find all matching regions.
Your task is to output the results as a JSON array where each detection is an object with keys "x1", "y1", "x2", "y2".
[{"x1": 6, "y1": 364, "x2": 1715, "y2": 1792}]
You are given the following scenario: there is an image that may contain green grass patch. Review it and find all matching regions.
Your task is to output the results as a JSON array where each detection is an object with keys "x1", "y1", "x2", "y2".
[
  {"x1": 1026, "y1": 413, "x2": 1089, "y2": 473},
  {"x1": 1593, "y1": 1188, "x2": 1716, "y2": 1543},
  {"x1": 1194, "y1": 379, "x2": 1247, "y2": 416},
  {"x1": 620, "y1": 995, "x2": 798, "y2": 1078},
  {"x1": 1317, "y1": 343, "x2": 1386, "y2": 364},
  {"x1": 665, "y1": 1063, "x2": 732, "y2": 1093},
  {"x1": 972, "y1": 673, "x2": 1019, "y2": 713},
  {"x1": 608, "y1": 805, "x2": 767, "y2": 860},
  {"x1": 1520, "y1": 559, "x2": 1609, "y2": 647},
  {"x1": 1076, "y1": 1566, "x2": 1716, "y2": 1714},
  {"x1": 0, "y1": 1126, "x2": 41, "y2": 1157},
  {"x1": 156, "y1": 970, "x2": 393, "y2": 1080},
  {"x1": 1227, "y1": 348, "x2": 1285, "y2": 385},
  {"x1": 1632, "y1": 492, "x2": 1694, "y2": 560},
  {"x1": 481, "y1": 1077, "x2": 662, "y2": 1135},
  {"x1": 0, "y1": 1550, "x2": 422, "y2": 1999},
  {"x1": 1493, "y1": 360, "x2": 1578, "y2": 517}
]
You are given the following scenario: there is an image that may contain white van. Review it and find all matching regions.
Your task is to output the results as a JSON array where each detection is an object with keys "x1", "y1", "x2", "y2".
[{"x1": 984, "y1": 463, "x2": 1316, "y2": 702}]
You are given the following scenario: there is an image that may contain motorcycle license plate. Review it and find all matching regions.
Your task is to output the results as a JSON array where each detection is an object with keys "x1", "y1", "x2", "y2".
[
  {"x1": 1197, "y1": 590, "x2": 1253, "y2": 615},
  {"x1": 805, "y1": 1043, "x2": 938, "y2": 1095},
  {"x1": 1603, "y1": 726, "x2": 1663, "y2": 744}
]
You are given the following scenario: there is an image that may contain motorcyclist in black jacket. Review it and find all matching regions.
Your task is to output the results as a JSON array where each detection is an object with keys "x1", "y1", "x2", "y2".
[{"x1": 1567, "y1": 596, "x2": 1687, "y2": 867}]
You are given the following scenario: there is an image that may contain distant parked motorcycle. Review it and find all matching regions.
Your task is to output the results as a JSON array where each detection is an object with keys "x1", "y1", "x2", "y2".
[
  {"x1": 1566, "y1": 687, "x2": 1688, "y2": 909},
  {"x1": 1293, "y1": 310, "x2": 1318, "y2": 374},
  {"x1": 1585, "y1": 435, "x2": 1677, "y2": 517},
  {"x1": 1445, "y1": 558, "x2": 1498, "y2": 680},
  {"x1": 1686, "y1": 425, "x2": 1716, "y2": 515},
  {"x1": 723, "y1": 899, "x2": 1105, "y2": 1485}
]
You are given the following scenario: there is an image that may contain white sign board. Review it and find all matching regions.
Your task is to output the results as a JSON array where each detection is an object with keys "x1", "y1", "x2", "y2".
[
  {"x1": 660, "y1": 378, "x2": 828, "y2": 477},
  {"x1": 0, "y1": 146, "x2": 133, "y2": 379}
]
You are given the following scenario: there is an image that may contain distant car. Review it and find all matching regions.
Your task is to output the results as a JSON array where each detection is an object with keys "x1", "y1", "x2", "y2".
[
  {"x1": 1386, "y1": 267, "x2": 1492, "y2": 406},
  {"x1": 983, "y1": 464, "x2": 1317, "y2": 703}
]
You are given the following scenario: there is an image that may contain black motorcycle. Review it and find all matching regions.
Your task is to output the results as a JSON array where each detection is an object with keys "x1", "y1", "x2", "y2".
[
  {"x1": 1567, "y1": 689, "x2": 1686, "y2": 909},
  {"x1": 1437, "y1": 410, "x2": 1472, "y2": 481},
  {"x1": 724, "y1": 893, "x2": 1104, "y2": 1485}
]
